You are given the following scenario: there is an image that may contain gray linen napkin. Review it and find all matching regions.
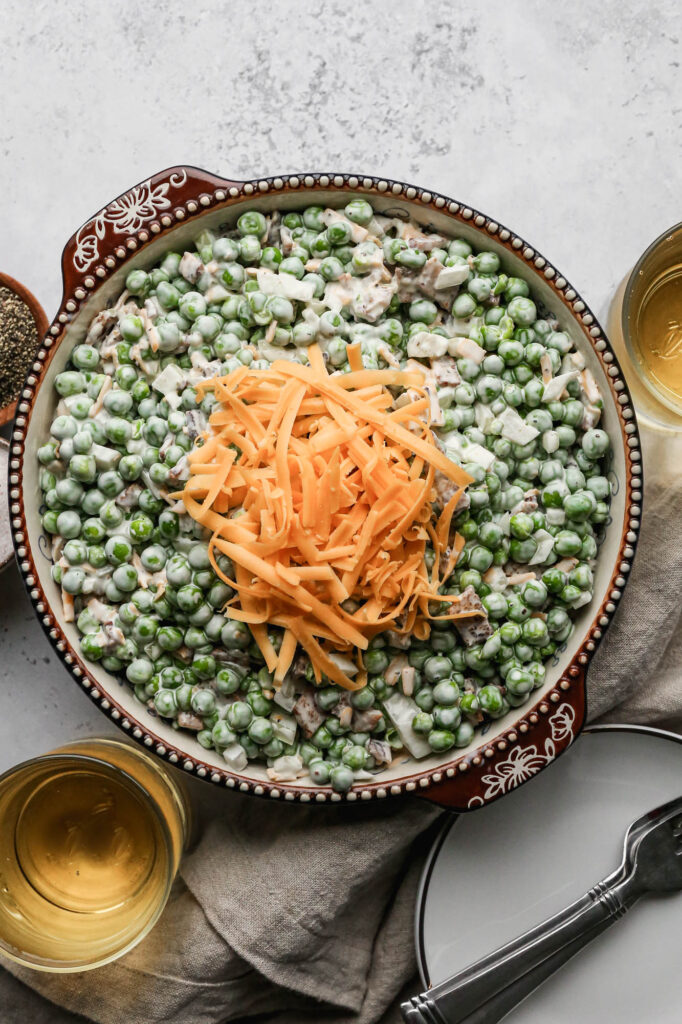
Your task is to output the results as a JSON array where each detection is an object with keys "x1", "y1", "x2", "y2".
[{"x1": 2, "y1": 426, "x2": 681, "y2": 1024}]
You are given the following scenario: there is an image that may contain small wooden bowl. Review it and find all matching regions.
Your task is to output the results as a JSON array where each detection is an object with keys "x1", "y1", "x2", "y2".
[{"x1": 0, "y1": 272, "x2": 48, "y2": 426}]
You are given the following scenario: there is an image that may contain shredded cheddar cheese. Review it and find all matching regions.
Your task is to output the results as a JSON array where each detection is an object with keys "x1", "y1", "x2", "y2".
[{"x1": 178, "y1": 343, "x2": 473, "y2": 690}]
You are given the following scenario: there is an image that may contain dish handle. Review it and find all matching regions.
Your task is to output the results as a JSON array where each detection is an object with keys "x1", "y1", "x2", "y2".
[
  {"x1": 60, "y1": 165, "x2": 245, "y2": 297},
  {"x1": 416, "y1": 664, "x2": 588, "y2": 811}
]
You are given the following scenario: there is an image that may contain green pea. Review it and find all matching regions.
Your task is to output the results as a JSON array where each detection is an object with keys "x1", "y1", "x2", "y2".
[
  {"x1": 433, "y1": 679, "x2": 460, "y2": 706},
  {"x1": 547, "y1": 607, "x2": 571, "y2": 635},
  {"x1": 344, "y1": 199, "x2": 373, "y2": 225},
  {"x1": 477, "y1": 684, "x2": 505, "y2": 716},
  {"x1": 509, "y1": 513, "x2": 534, "y2": 540},
  {"x1": 564, "y1": 490, "x2": 597, "y2": 521},
  {"x1": 433, "y1": 706, "x2": 462, "y2": 730},
  {"x1": 428, "y1": 729, "x2": 455, "y2": 752},
  {"x1": 521, "y1": 618, "x2": 549, "y2": 647},
  {"x1": 98, "y1": 471, "x2": 124, "y2": 498},
  {"x1": 118, "y1": 315, "x2": 144, "y2": 342},
  {"x1": 154, "y1": 626, "x2": 182, "y2": 652},
  {"x1": 506, "y1": 667, "x2": 534, "y2": 696},
  {"x1": 467, "y1": 276, "x2": 492, "y2": 302},
  {"x1": 409, "y1": 298, "x2": 438, "y2": 323},
  {"x1": 452, "y1": 293, "x2": 477, "y2": 318},
  {"x1": 586, "y1": 475, "x2": 610, "y2": 501},
  {"x1": 327, "y1": 765, "x2": 353, "y2": 792},
  {"x1": 55, "y1": 510, "x2": 81, "y2": 539},
  {"x1": 498, "y1": 340, "x2": 524, "y2": 365},
  {"x1": 363, "y1": 649, "x2": 389, "y2": 674},
  {"x1": 482, "y1": 592, "x2": 508, "y2": 618},
  {"x1": 104, "y1": 389, "x2": 134, "y2": 416},
  {"x1": 111, "y1": 564, "x2": 136, "y2": 592},
  {"x1": 469, "y1": 545, "x2": 493, "y2": 572},
  {"x1": 221, "y1": 619, "x2": 251, "y2": 649},
  {"x1": 554, "y1": 530, "x2": 583, "y2": 557},
  {"x1": 105, "y1": 536, "x2": 133, "y2": 565},
  {"x1": 55, "y1": 370, "x2": 86, "y2": 397},
  {"x1": 424, "y1": 656, "x2": 454, "y2": 683},
  {"x1": 523, "y1": 580, "x2": 548, "y2": 608},
  {"x1": 126, "y1": 657, "x2": 154, "y2": 685},
  {"x1": 582, "y1": 428, "x2": 610, "y2": 459},
  {"x1": 509, "y1": 536, "x2": 538, "y2": 563},
  {"x1": 236, "y1": 210, "x2": 266, "y2": 237},
  {"x1": 71, "y1": 345, "x2": 100, "y2": 371},
  {"x1": 452, "y1": 721, "x2": 473, "y2": 747},
  {"x1": 395, "y1": 247, "x2": 427, "y2": 270},
  {"x1": 412, "y1": 712, "x2": 434, "y2": 735}
]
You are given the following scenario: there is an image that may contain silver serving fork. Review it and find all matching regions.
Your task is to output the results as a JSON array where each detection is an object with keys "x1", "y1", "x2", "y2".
[{"x1": 402, "y1": 794, "x2": 682, "y2": 1024}]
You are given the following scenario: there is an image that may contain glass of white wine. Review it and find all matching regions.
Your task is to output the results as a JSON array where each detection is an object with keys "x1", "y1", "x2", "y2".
[
  {"x1": 0, "y1": 737, "x2": 190, "y2": 972},
  {"x1": 608, "y1": 221, "x2": 682, "y2": 432}
]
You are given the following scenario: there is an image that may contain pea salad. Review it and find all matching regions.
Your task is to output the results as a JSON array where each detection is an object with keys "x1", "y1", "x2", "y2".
[{"x1": 38, "y1": 199, "x2": 612, "y2": 792}]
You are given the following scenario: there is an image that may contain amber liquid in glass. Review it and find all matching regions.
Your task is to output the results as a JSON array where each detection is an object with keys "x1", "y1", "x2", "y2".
[
  {"x1": 632, "y1": 262, "x2": 682, "y2": 403},
  {"x1": 0, "y1": 739, "x2": 188, "y2": 971}
]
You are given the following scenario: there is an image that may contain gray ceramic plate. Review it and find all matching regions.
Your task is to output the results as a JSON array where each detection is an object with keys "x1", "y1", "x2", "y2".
[{"x1": 417, "y1": 725, "x2": 682, "y2": 1023}]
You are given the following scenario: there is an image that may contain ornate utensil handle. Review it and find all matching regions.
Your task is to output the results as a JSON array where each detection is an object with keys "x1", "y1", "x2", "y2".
[
  {"x1": 454, "y1": 913, "x2": 618, "y2": 1024},
  {"x1": 401, "y1": 873, "x2": 633, "y2": 1024}
]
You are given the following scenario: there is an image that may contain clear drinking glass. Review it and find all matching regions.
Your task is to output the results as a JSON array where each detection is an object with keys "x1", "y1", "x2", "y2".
[
  {"x1": 0, "y1": 737, "x2": 190, "y2": 972},
  {"x1": 608, "y1": 222, "x2": 682, "y2": 432}
]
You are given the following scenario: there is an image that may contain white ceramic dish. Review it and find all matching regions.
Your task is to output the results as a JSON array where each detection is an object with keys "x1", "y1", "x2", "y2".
[{"x1": 417, "y1": 725, "x2": 682, "y2": 1022}]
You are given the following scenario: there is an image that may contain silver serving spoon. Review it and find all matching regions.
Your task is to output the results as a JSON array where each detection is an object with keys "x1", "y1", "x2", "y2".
[{"x1": 402, "y1": 794, "x2": 682, "y2": 1024}]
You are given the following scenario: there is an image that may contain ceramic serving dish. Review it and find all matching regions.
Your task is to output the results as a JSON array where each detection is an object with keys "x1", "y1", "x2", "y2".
[
  {"x1": 9, "y1": 167, "x2": 642, "y2": 808},
  {"x1": 0, "y1": 272, "x2": 48, "y2": 426}
]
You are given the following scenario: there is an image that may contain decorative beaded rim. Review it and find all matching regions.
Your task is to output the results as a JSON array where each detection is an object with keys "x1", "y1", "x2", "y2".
[{"x1": 9, "y1": 167, "x2": 642, "y2": 808}]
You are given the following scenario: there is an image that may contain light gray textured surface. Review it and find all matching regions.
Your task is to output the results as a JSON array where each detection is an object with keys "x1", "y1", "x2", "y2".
[{"x1": 0, "y1": 1, "x2": 680, "y2": 1019}]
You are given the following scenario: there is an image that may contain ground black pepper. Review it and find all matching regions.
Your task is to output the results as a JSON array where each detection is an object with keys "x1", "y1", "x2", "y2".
[{"x1": 0, "y1": 285, "x2": 39, "y2": 409}]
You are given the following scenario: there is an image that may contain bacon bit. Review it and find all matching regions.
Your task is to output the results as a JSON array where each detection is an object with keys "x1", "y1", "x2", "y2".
[
  {"x1": 267, "y1": 754, "x2": 305, "y2": 782},
  {"x1": 401, "y1": 666, "x2": 416, "y2": 696},
  {"x1": 377, "y1": 342, "x2": 401, "y2": 369},
  {"x1": 179, "y1": 344, "x2": 473, "y2": 690},
  {"x1": 62, "y1": 591, "x2": 75, "y2": 622},
  {"x1": 140, "y1": 307, "x2": 161, "y2": 353},
  {"x1": 352, "y1": 708, "x2": 384, "y2": 733},
  {"x1": 385, "y1": 654, "x2": 409, "y2": 686},
  {"x1": 506, "y1": 571, "x2": 537, "y2": 586},
  {"x1": 580, "y1": 368, "x2": 601, "y2": 404},
  {"x1": 367, "y1": 738, "x2": 392, "y2": 765},
  {"x1": 179, "y1": 252, "x2": 204, "y2": 284},
  {"x1": 338, "y1": 704, "x2": 353, "y2": 729},
  {"x1": 452, "y1": 586, "x2": 494, "y2": 646},
  {"x1": 86, "y1": 307, "x2": 118, "y2": 344},
  {"x1": 511, "y1": 489, "x2": 539, "y2": 515},
  {"x1": 177, "y1": 711, "x2": 203, "y2": 731},
  {"x1": 89, "y1": 375, "x2": 112, "y2": 417},
  {"x1": 385, "y1": 629, "x2": 411, "y2": 649},
  {"x1": 540, "y1": 352, "x2": 553, "y2": 384},
  {"x1": 400, "y1": 223, "x2": 448, "y2": 251},
  {"x1": 430, "y1": 355, "x2": 461, "y2": 387},
  {"x1": 129, "y1": 552, "x2": 150, "y2": 589},
  {"x1": 264, "y1": 320, "x2": 277, "y2": 345},
  {"x1": 483, "y1": 566, "x2": 508, "y2": 592},
  {"x1": 293, "y1": 690, "x2": 326, "y2": 738}
]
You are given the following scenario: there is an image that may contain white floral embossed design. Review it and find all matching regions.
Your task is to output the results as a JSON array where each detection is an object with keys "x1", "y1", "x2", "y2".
[
  {"x1": 467, "y1": 703, "x2": 577, "y2": 808},
  {"x1": 73, "y1": 170, "x2": 188, "y2": 273}
]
